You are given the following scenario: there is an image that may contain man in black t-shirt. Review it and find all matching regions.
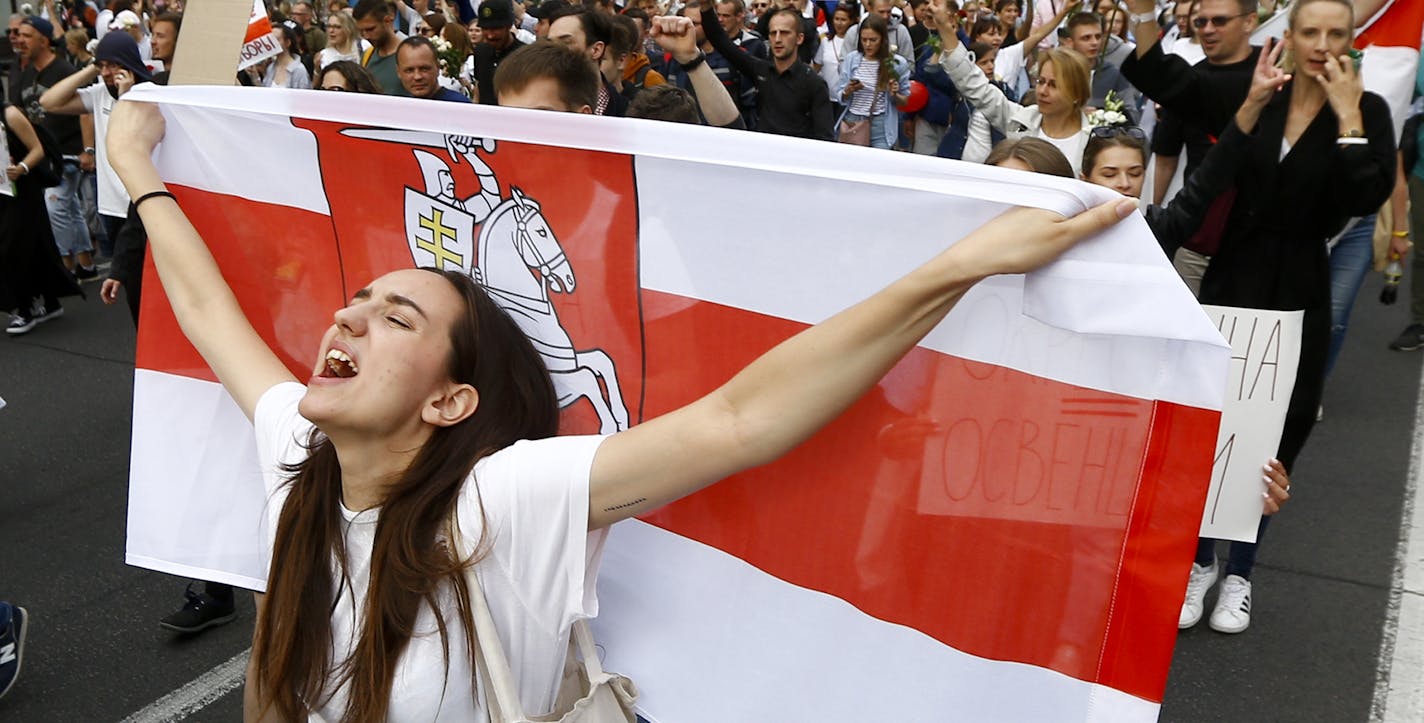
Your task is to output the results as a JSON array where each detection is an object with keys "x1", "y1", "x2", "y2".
[{"x1": 11, "y1": 16, "x2": 96, "y2": 279}]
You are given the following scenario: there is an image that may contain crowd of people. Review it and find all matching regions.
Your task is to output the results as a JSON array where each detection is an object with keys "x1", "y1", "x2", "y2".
[{"x1": 0, "y1": 0, "x2": 1418, "y2": 715}]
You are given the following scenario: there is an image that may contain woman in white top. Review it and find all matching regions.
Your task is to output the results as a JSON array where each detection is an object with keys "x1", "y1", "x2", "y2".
[
  {"x1": 261, "y1": 24, "x2": 313, "y2": 89},
  {"x1": 817, "y1": 4, "x2": 857, "y2": 101},
  {"x1": 317, "y1": 11, "x2": 363, "y2": 72},
  {"x1": 104, "y1": 98, "x2": 1135, "y2": 721},
  {"x1": 934, "y1": 0, "x2": 1092, "y2": 175}
]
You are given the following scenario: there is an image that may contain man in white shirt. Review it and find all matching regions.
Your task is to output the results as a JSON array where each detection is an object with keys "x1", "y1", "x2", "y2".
[{"x1": 39, "y1": 32, "x2": 151, "y2": 261}]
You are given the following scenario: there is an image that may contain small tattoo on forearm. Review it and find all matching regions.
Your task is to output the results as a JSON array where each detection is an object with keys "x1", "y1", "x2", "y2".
[{"x1": 604, "y1": 498, "x2": 648, "y2": 512}]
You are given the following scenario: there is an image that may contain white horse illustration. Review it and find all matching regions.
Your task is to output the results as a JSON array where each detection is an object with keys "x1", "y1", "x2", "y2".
[{"x1": 475, "y1": 188, "x2": 630, "y2": 433}]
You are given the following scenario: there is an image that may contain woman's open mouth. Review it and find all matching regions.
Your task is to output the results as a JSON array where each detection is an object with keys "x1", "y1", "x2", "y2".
[{"x1": 320, "y1": 348, "x2": 360, "y2": 378}]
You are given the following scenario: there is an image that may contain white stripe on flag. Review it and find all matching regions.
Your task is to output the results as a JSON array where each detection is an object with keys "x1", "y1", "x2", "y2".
[
  {"x1": 593, "y1": 520, "x2": 1159, "y2": 723},
  {"x1": 635, "y1": 156, "x2": 1227, "y2": 411},
  {"x1": 126, "y1": 370, "x2": 269, "y2": 590},
  {"x1": 154, "y1": 103, "x2": 330, "y2": 214}
]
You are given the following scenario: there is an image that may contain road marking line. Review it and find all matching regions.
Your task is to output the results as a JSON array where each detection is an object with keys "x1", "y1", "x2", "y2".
[
  {"x1": 1372, "y1": 357, "x2": 1424, "y2": 722},
  {"x1": 120, "y1": 647, "x2": 250, "y2": 723}
]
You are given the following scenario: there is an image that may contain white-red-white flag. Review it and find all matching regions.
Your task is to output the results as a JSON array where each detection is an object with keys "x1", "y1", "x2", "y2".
[
  {"x1": 235, "y1": 0, "x2": 280, "y2": 71},
  {"x1": 1355, "y1": 0, "x2": 1424, "y2": 136},
  {"x1": 121, "y1": 85, "x2": 1229, "y2": 722}
]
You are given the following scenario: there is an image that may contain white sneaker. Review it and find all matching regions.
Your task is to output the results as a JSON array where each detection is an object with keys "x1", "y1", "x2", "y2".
[
  {"x1": 1179, "y1": 559, "x2": 1219, "y2": 629},
  {"x1": 1209, "y1": 574, "x2": 1252, "y2": 634}
]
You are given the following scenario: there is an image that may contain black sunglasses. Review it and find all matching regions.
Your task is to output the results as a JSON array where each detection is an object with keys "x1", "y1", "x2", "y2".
[
  {"x1": 1192, "y1": 12, "x2": 1250, "y2": 29},
  {"x1": 1090, "y1": 125, "x2": 1148, "y2": 141}
]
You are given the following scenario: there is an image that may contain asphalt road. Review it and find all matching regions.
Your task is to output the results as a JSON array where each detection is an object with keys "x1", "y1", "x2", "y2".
[{"x1": 0, "y1": 272, "x2": 1419, "y2": 722}]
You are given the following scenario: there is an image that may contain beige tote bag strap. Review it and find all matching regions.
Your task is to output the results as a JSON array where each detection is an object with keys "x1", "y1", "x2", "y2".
[
  {"x1": 569, "y1": 619, "x2": 605, "y2": 679},
  {"x1": 449, "y1": 510, "x2": 529, "y2": 723}
]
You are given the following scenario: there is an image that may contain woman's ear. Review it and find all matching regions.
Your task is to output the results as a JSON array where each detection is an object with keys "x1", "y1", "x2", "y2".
[{"x1": 423, "y1": 384, "x2": 480, "y2": 427}]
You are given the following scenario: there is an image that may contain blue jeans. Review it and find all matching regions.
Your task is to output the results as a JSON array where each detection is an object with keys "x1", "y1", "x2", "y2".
[
  {"x1": 78, "y1": 169, "x2": 113, "y2": 257},
  {"x1": 1326, "y1": 214, "x2": 1376, "y2": 378},
  {"x1": 1196, "y1": 515, "x2": 1271, "y2": 580},
  {"x1": 44, "y1": 160, "x2": 93, "y2": 257}
]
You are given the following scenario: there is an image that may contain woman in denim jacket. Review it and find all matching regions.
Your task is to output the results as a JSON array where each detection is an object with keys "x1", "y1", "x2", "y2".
[{"x1": 834, "y1": 15, "x2": 912, "y2": 149}]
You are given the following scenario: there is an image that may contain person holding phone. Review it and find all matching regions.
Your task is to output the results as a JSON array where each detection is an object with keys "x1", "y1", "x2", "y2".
[
  {"x1": 41, "y1": 32, "x2": 152, "y2": 277},
  {"x1": 1125, "y1": 0, "x2": 1394, "y2": 634},
  {"x1": 834, "y1": 14, "x2": 911, "y2": 148}
]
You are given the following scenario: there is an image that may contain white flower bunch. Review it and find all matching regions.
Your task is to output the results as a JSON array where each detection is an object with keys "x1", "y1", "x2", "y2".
[{"x1": 1089, "y1": 109, "x2": 1128, "y2": 128}]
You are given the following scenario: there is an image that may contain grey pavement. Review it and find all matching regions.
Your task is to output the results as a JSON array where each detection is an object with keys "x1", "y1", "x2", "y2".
[{"x1": 0, "y1": 273, "x2": 1419, "y2": 722}]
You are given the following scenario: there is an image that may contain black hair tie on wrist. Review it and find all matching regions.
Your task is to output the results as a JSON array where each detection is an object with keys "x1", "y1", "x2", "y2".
[{"x1": 134, "y1": 190, "x2": 177, "y2": 209}]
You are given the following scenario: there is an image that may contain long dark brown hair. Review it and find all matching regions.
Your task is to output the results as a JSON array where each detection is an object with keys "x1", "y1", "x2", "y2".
[{"x1": 253, "y1": 268, "x2": 560, "y2": 721}]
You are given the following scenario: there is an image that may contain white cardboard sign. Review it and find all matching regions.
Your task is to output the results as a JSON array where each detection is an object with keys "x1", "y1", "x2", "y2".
[{"x1": 1199, "y1": 305, "x2": 1303, "y2": 543}]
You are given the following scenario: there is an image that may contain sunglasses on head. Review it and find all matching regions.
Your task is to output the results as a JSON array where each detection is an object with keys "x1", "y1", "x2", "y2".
[
  {"x1": 1090, "y1": 125, "x2": 1147, "y2": 141},
  {"x1": 1192, "y1": 12, "x2": 1249, "y2": 29}
]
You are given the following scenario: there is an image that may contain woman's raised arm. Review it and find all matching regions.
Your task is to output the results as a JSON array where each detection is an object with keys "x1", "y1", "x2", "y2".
[
  {"x1": 587, "y1": 197, "x2": 1139, "y2": 529},
  {"x1": 107, "y1": 101, "x2": 297, "y2": 421}
]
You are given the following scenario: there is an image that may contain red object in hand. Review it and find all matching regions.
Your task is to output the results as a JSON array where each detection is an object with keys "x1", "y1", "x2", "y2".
[{"x1": 902, "y1": 80, "x2": 929, "y2": 113}]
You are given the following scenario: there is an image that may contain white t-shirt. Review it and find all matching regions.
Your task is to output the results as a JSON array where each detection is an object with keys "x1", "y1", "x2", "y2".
[
  {"x1": 254, "y1": 382, "x2": 609, "y2": 720},
  {"x1": 1039, "y1": 127, "x2": 1087, "y2": 177},
  {"x1": 992, "y1": 42, "x2": 1033, "y2": 101},
  {"x1": 1170, "y1": 40, "x2": 1205, "y2": 66},
  {"x1": 317, "y1": 45, "x2": 361, "y2": 72},
  {"x1": 78, "y1": 81, "x2": 129, "y2": 219}
]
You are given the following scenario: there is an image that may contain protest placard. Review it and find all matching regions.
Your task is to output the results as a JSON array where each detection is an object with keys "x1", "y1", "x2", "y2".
[{"x1": 1199, "y1": 305, "x2": 1303, "y2": 542}]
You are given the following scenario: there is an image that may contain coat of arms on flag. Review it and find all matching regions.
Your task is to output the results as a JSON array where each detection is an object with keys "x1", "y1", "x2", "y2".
[
  {"x1": 125, "y1": 86, "x2": 1231, "y2": 722},
  {"x1": 290, "y1": 120, "x2": 645, "y2": 435}
]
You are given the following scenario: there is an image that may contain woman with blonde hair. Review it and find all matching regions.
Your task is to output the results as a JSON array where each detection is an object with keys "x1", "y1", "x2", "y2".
[
  {"x1": 317, "y1": 10, "x2": 363, "y2": 71},
  {"x1": 1125, "y1": 0, "x2": 1394, "y2": 634},
  {"x1": 931, "y1": 0, "x2": 1093, "y2": 174}
]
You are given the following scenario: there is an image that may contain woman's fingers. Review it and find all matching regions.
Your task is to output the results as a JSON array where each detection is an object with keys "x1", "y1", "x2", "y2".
[
  {"x1": 1058, "y1": 198, "x2": 1140, "y2": 243},
  {"x1": 1261, "y1": 457, "x2": 1290, "y2": 515},
  {"x1": 969, "y1": 199, "x2": 1136, "y2": 278}
]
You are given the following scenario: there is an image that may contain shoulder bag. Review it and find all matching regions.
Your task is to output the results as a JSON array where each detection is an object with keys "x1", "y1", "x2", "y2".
[{"x1": 465, "y1": 561, "x2": 638, "y2": 723}]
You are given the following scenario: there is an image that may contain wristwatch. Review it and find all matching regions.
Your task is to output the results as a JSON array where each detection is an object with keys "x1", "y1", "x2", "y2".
[
  {"x1": 677, "y1": 51, "x2": 707, "y2": 72},
  {"x1": 1129, "y1": 10, "x2": 1157, "y2": 25},
  {"x1": 83, "y1": 147, "x2": 95, "y2": 155}
]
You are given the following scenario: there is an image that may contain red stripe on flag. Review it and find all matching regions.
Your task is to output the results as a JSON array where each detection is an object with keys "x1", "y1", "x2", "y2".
[
  {"x1": 1356, "y1": 0, "x2": 1424, "y2": 50},
  {"x1": 1099, "y1": 398, "x2": 1217, "y2": 700},
  {"x1": 638, "y1": 290, "x2": 1216, "y2": 702},
  {"x1": 135, "y1": 187, "x2": 346, "y2": 380}
]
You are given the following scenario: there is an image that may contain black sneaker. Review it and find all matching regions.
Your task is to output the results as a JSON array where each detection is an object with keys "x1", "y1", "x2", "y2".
[
  {"x1": 32, "y1": 300, "x2": 62, "y2": 324},
  {"x1": 0, "y1": 602, "x2": 27, "y2": 700},
  {"x1": 5, "y1": 313, "x2": 36, "y2": 336},
  {"x1": 1390, "y1": 323, "x2": 1424, "y2": 351},
  {"x1": 159, "y1": 583, "x2": 237, "y2": 634},
  {"x1": 73, "y1": 265, "x2": 99, "y2": 282}
]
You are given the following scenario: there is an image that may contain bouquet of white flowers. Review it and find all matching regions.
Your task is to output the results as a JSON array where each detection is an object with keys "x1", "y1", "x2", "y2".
[{"x1": 1088, "y1": 90, "x2": 1129, "y2": 129}]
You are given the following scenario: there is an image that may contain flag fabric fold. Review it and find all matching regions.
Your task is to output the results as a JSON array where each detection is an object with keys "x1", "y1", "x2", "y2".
[{"x1": 123, "y1": 84, "x2": 1228, "y2": 721}]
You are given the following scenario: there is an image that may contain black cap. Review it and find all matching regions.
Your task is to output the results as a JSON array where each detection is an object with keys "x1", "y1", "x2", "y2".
[
  {"x1": 477, "y1": 0, "x2": 516, "y2": 28},
  {"x1": 95, "y1": 31, "x2": 154, "y2": 83},
  {"x1": 527, "y1": 0, "x2": 570, "y2": 20}
]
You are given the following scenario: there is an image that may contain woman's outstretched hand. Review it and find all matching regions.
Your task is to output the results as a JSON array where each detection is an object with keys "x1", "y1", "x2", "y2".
[
  {"x1": 943, "y1": 199, "x2": 1140, "y2": 283},
  {"x1": 106, "y1": 100, "x2": 166, "y2": 183}
]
